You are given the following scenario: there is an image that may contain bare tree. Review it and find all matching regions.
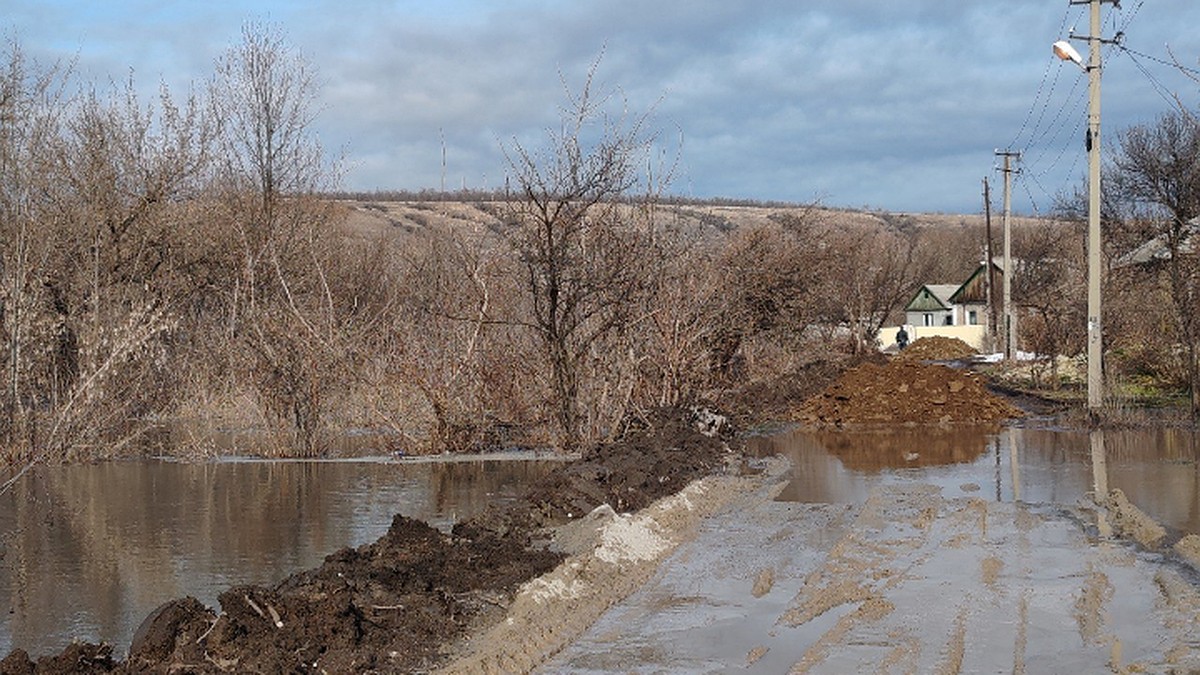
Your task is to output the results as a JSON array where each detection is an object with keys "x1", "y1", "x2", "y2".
[
  {"x1": 1011, "y1": 222, "x2": 1086, "y2": 386},
  {"x1": 501, "y1": 65, "x2": 657, "y2": 452},
  {"x1": 822, "y1": 225, "x2": 924, "y2": 355},
  {"x1": 208, "y1": 22, "x2": 338, "y2": 454},
  {"x1": 0, "y1": 41, "x2": 64, "y2": 458},
  {"x1": 1109, "y1": 111, "x2": 1200, "y2": 412},
  {"x1": 708, "y1": 214, "x2": 829, "y2": 376},
  {"x1": 0, "y1": 40, "x2": 215, "y2": 478},
  {"x1": 391, "y1": 222, "x2": 505, "y2": 452}
]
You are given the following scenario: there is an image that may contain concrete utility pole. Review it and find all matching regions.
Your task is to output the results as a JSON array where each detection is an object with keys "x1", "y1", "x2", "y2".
[
  {"x1": 1085, "y1": 0, "x2": 1106, "y2": 411},
  {"x1": 995, "y1": 150, "x2": 1020, "y2": 361},
  {"x1": 1066, "y1": 0, "x2": 1117, "y2": 412}
]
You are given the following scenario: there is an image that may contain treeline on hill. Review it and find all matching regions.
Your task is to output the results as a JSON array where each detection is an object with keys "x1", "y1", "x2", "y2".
[{"x1": 2, "y1": 26, "x2": 1198, "y2": 469}]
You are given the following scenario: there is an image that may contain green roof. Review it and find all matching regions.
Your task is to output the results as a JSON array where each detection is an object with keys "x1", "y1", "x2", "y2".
[{"x1": 905, "y1": 284, "x2": 957, "y2": 312}]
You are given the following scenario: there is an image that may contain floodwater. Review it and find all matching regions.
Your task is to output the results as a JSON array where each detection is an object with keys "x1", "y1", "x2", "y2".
[
  {"x1": 5, "y1": 425, "x2": 1200, "y2": 662},
  {"x1": 750, "y1": 425, "x2": 1200, "y2": 536},
  {"x1": 0, "y1": 455, "x2": 562, "y2": 658}
]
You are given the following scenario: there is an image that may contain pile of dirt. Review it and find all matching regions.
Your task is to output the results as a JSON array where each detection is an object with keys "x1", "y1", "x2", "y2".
[
  {"x1": 798, "y1": 361, "x2": 1023, "y2": 427},
  {"x1": 2, "y1": 406, "x2": 735, "y2": 674},
  {"x1": 894, "y1": 336, "x2": 977, "y2": 362},
  {"x1": 716, "y1": 360, "x2": 849, "y2": 426},
  {"x1": 464, "y1": 406, "x2": 736, "y2": 536}
]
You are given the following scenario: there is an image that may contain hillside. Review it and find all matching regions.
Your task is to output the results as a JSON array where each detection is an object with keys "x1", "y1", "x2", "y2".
[{"x1": 334, "y1": 197, "x2": 1052, "y2": 243}]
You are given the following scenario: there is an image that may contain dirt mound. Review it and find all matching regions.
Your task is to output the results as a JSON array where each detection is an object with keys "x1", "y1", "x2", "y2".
[
  {"x1": 3, "y1": 406, "x2": 735, "y2": 674},
  {"x1": 463, "y1": 406, "x2": 736, "y2": 536},
  {"x1": 717, "y1": 360, "x2": 848, "y2": 425},
  {"x1": 895, "y1": 336, "x2": 977, "y2": 362},
  {"x1": 798, "y1": 361, "x2": 1023, "y2": 427}
]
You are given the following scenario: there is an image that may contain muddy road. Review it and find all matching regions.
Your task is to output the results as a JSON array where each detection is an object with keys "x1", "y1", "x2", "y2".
[{"x1": 540, "y1": 463, "x2": 1200, "y2": 673}]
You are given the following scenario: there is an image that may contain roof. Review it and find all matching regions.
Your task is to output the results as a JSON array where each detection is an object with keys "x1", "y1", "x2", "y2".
[
  {"x1": 905, "y1": 284, "x2": 959, "y2": 312},
  {"x1": 949, "y1": 261, "x2": 1003, "y2": 304},
  {"x1": 1116, "y1": 218, "x2": 1200, "y2": 267}
]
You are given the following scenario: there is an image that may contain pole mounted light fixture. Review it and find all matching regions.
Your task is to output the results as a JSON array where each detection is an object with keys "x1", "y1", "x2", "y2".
[
  {"x1": 1052, "y1": 40, "x2": 1085, "y2": 69},
  {"x1": 1056, "y1": 0, "x2": 1120, "y2": 414}
]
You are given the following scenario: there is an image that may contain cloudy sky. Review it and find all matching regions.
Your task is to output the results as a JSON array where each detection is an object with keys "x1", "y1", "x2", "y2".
[{"x1": 7, "y1": 0, "x2": 1200, "y2": 214}]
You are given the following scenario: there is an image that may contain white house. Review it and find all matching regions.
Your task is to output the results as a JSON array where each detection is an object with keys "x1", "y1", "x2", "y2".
[{"x1": 883, "y1": 261, "x2": 1006, "y2": 351}]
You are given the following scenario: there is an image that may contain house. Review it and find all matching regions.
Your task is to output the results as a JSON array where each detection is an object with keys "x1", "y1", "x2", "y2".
[
  {"x1": 948, "y1": 261, "x2": 1002, "y2": 328},
  {"x1": 904, "y1": 260, "x2": 1003, "y2": 329},
  {"x1": 884, "y1": 260, "x2": 1006, "y2": 351},
  {"x1": 1115, "y1": 218, "x2": 1200, "y2": 267},
  {"x1": 904, "y1": 284, "x2": 959, "y2": 327}
]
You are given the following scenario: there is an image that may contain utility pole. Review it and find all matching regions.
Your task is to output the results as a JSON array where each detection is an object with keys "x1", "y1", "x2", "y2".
[
  {"x1": 983, "y1": 177, "x2": 998, "y2": 349},
  {"x1": 1084, "y1": 0, "x2": 1106, "y2": 411},
  {"x1": 1067, "y1": 0, "x2": 1118, "y2": 412},
  {"x1": 440, "y1": 127, "x2": 447, "y2": 193},
  {"x1": 995, "y1": 150, "x2": 1020, "y2": 361}
]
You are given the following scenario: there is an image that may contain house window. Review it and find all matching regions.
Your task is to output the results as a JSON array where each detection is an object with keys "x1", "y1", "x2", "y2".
[
  {"x1": 968, "y1": 310, "x2": 978, "y2": 325},
  {"x1": 924, "y1": 313, "x2": 933, "y2": 327},
  {"x1": 943, "y1": 315, "x2": 953, "y2": 326}
]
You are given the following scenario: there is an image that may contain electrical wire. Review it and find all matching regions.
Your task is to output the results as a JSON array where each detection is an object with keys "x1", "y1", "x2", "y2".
[
  {"x1": 1119, "y1": 47, "x2": 1187, "y2": 113},
  {"x1": 1007, "y1": 5, "x2": 1075, "y2": 151},
  {"x1": 1018, "y1": 169, "x2": 1054, "y2": 217},
  {"x1": 1010, "y1": 0, "x2": 1151, "y2": 214},
  {"x1": 1114, "y1": 0, "x2": 1144, "y2": 38},
  {"x1": 1118, "y1": 44, "x2": 1200, "y2": 78}
]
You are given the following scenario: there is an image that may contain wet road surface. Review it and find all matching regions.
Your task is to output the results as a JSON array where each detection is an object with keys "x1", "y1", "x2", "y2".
[{"x1": 540, "y1": 468, "x2": 1200, "y2": 673}]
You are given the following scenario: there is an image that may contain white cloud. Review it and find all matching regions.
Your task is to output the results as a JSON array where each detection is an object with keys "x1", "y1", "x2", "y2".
[{"x1": 7, "y1": 0, "x2": 1200, "y2": 213}]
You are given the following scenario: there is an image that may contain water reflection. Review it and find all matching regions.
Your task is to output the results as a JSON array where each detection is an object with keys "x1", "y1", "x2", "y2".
[
  {"x1": 752, "y1": 425, "x2": 1200, "y2": 536},
  {"x1": 0, "y1": 457, "x2": 559, "y2": 657},
  {"x1": 812, "y1": 426, "x2": 995, "y2": 471}
]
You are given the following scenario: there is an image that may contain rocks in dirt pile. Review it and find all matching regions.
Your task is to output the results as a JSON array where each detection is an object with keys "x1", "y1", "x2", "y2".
[
  {"x1": 126, "y1": 597, "x2": 215, "y2": 669},
  {"x1": 2, "y1": 405, "x2": 734, "y2": 675},
  {"x1": 0, "y1": 643, "x2": 113, "y2": 675},
  {"x1": 895, "y1": 336, "x2": 977, "y2": 362},
  {"x1": 798, "y1": 360, "x2": 1023, "y2": 427}
]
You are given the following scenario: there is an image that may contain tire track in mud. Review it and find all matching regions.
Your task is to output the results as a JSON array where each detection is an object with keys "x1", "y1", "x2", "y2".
[
  {"x1": 776, "y1": 485, "x2": 1200, "y2": 673},
  {"x1": 539, "y1": 471, "x2": 1200, "y2": 674},
  {"x1": 781, "y1": 484, "x2": 942, "y2": 630}
]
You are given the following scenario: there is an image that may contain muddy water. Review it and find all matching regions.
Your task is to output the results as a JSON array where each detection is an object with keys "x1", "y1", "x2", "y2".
[
  {"x1": 751, "y1": 425, "x2": 1200, "y2": 535},
  {"x1": 0, "y1": 456, "x2": 561, "y2": 657}
]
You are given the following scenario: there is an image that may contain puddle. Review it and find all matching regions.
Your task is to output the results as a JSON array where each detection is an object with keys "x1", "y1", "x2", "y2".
[
  {"x1": 0, "y1": 456, "x2": 562, "y2": 657},
  {"x1": 750, "y1": 426, "x2": 1200, "y2": 535}
]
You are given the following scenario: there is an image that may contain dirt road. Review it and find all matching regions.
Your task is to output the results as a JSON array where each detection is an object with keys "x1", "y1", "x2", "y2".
[{"x1": 532, "y1": 462, "x2": 1200, "y2": 673}]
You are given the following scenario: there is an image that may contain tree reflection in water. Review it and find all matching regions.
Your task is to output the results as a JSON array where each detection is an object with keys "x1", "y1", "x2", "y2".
[{"x1": 0, "y1": 457, "x2": 559, "y2": 658}]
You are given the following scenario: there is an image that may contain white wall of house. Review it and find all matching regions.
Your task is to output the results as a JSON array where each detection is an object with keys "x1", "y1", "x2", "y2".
[
  {"x1": 879, "y1": 324, "x2": 987, "y2": 351},
  {"x1": 905, "y1": 304, "x2": 987, "y2": 329},
  {"x1": 905, "y1": 310, "x2": 954, "y2": 327}
]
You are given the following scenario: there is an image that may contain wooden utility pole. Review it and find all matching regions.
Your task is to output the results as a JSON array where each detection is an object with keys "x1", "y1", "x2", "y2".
[
  {"x1": 983, "y1": 177, "x2": 998, "y2": 349},
  {"x1": 995, "y1": 150, "x2": 1020, "y2": 361}
]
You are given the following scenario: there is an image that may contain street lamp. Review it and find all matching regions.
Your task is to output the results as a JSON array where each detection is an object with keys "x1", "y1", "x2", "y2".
[{"x1": 1055, "y1": 0, "x2": 1110, "y2": 413}]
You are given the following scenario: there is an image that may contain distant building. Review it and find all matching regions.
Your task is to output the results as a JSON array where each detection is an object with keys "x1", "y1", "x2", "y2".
[
  {"x1": 885, "y1": 260, "x2": 1007, "y2": 351},
  {"x1": 1115, "y1": 217, "x2": 1200, "y2": 267},
  {"x1": 904, "y1": 260, "x2": 1004, "y2": 329},
  {"x1": 904, "y1": 284, "x2": 959, "y2": 327}
]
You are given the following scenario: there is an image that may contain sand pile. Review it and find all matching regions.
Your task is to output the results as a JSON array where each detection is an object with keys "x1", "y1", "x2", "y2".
[{"x1": 798, "y1": 360, "x2": 1023, "y2": 427}]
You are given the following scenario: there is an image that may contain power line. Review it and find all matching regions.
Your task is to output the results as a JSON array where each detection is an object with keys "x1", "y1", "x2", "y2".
[
  {"x1": 1119, "y1": 47, "x2": 1187, "y2": 113},
  {"x1": 1118, "y1": 43, "x2": 1200, "y2": 78},
  {"x1": 1008, "y1": 5, "x2": 1075, "y2": 150},
  {"x1": 1016, "y1": 169, "x2": 1046, "y2": 216},
  {"x1": 1114, "y1": 0, "x2": 1144, "y2": 37},
  {"x1": 1013, "y1": 0, "x2": 1138, "y2": 213}
]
